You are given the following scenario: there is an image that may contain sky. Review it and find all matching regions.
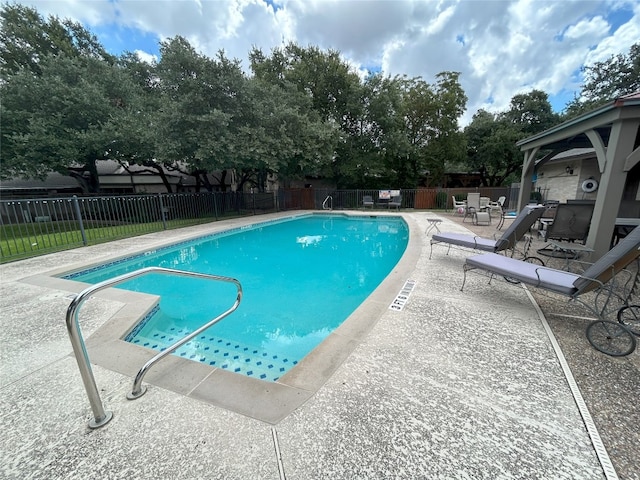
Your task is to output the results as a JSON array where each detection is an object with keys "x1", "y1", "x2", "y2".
[{"x1": 13, "y1": 0, "x2": 640, "y2": 126}]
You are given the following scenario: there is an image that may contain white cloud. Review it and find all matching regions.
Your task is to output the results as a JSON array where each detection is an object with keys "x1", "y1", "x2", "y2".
[
  {"x1": 14, "y1": 0, "x2": 640, "y2": 125},
  {"x1": 135, "y1": 49, "x2": 157, "y2": 64},
  {"x1": 584, "y1": 2, "x2": 640, "y2": 65},
  {"x1": 562, "y1": 15, "x2": 610, "y2": 40}
]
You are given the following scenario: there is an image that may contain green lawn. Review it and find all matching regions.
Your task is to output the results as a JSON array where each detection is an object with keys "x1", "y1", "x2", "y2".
[{"x1": 0, "y1": 217, "x2": 220, "y2": 263}]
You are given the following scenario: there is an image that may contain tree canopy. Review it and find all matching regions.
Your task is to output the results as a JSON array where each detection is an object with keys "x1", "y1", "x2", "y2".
[
  {"x1": 0, "y1": 8, "x2": 136, "y2": 192},
  {"x1": 1, "y1": 3, "x2": 637, "y2": 193},
  {"x1": 463, "y1": 90, "x2": 559, "y2": 186},
  {"x1": 564, "y1": 42, "x2": 640, "y2": 119}
]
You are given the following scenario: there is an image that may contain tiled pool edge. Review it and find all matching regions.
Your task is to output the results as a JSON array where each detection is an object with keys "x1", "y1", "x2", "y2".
[{"x1": 23, "y1": 211, "x2": 422, "y2": 424}]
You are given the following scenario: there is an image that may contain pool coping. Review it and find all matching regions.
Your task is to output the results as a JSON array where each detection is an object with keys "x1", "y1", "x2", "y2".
[{"x1": 21, "y1": 211, "x2": 422, "y2": 424}]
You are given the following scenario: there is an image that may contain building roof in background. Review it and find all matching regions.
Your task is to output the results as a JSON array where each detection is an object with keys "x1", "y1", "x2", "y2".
[
  {"x1": 0, "y1": 160, "x2": 200, "y2": 192},
  {"x1": 535, "y1": 148, "x2": 596, "y2": 166},
  {"x1": 0, "y1": 172, "x2": 79, "y2": 191}
]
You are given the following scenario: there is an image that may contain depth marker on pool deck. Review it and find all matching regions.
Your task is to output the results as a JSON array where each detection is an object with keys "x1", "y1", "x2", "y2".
[{"x1": 389, "y1": 280, "x2": 416, "y2": 311}]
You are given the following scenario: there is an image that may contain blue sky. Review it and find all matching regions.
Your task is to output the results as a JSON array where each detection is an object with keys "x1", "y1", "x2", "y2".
[
  {"x1": 92, "y1": 23, "x2": 160, "y2": 58},
  {"x1": 16, "y1": 0, "x2": 640, "y2": 125}
]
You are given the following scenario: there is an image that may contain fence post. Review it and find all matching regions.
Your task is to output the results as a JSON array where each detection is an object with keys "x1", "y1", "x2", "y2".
[
  {"x1": 212, "y1": 192, "x2": 219, "y2": 221},
  {"x1": 158, "y1": 193, "x2": 167, "y2": 230},
  {"x1": 72, "y1": 196, "x2": 88, "y2": 245},
  {"x1": 252, "y1": 190, "x2": 256, "y2": 215}
]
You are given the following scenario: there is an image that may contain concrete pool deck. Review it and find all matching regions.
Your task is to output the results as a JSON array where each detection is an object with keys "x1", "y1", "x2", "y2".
[{"x1": 0, "y1": 211, "x2": 628, "y2": 479}]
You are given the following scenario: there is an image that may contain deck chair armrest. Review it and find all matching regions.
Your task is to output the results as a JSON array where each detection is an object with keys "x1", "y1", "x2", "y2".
[
  {"x1": 535, "y1": 265, "x2": 618, "y2": 298},
  {"x1": 526, "y1": 265, "x2": 600, "y2": 290},
  {"x1": 532, "y1": 266, "x2": 604, "y2": 289}
]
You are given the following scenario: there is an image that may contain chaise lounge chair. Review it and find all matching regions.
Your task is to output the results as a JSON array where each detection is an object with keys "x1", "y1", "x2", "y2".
[
  {"x1": 461, "y1": 226, "x2": 640, "y2": 356},
  {"x1": 363, "y1": 195, "x2": 374, "y2": 209},
  {"x1": 430, "y1": 205, "x2": 545, "y2": 259}
]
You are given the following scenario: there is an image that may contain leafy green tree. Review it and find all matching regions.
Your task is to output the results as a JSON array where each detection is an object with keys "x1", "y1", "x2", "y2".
[
  {"x1": 402, "y1": 72, "x2": 467, "y2": 187},
  {"x1": 1, "y1": 53, "x2": 141, "y2": 192},
  {"x1": 250, "y1": 42, "x2": 361, "y2": 187},
  {"x1": 251, "y1": 43, "x2": 469, "y2": 189},
  {"x1": 0, "y1": 3, "x2": 113, "y2": 79},
  {"x1": 250, "y1": 43, "x2": 361, "y2": 123},
  {"x1": 239, "y1": 80, "x2": 337, "y2": 191},
  {"x1": 503, "y1": 90, "x2": 560, "y2": 136},
  {"x1": 152, "y1": 37, "x2": 241, "y2": 191},
  {"x1": 564, "y1": 42, "x2": 640, "y2": 118},
  {"x1": 0, "y1": 4, "x2": 129, "y2": 191},
  {"x1": 107, "y1": 52, "x2": 177, "y2": 191},
  {"x1": 464, "y1": 110, "x2": 522, "y2": 186},
  {"x1": 464, "y1": 90, "x2": 558, "y2": 186},
  {"x1": 330, "y1": 73, "x2": 388, "y2": 189}
]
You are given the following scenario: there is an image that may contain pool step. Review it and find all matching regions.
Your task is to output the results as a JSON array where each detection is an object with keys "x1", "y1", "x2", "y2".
[{"x1": 128, "y1": 327, "x2": 298, "y2": 382}]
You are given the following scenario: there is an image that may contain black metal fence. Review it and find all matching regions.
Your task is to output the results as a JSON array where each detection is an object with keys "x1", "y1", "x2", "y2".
[
  {"x1": 278, "y1": 186, "x2": 518, "y2": 212},
  {"x1": 0, "y1": 191, "x2": 276, "y2": 262},
  {"x1": 1, "y1": 186, "x2": 520, "y2": 262}
]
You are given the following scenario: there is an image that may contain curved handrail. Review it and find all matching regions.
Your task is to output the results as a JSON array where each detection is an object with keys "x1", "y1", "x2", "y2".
[
  {"x1": 128, "y1": 273, "x2": 242, "y2": 399},
  {"x1": 322, "y1": 195, "x2": 333, "y2": 210},
  {"x1": 65, "y1": 266, "x2": 242, "y2": 429}
]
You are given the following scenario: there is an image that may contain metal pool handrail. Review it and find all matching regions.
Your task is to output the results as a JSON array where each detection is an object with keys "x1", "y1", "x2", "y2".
[{"x1": 65, "y1": 266, "x2": 242, "y2": 429}]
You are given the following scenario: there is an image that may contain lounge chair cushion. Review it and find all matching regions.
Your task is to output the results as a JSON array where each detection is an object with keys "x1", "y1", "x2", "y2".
[
  {"x1": 432, "y1": 233, "x2": 498, "y2": 252},
  {"x1": 466, "y1": 253, "x2": 580, "y2": 296},
  {"x1": 573, "y1": 225, "x2": 640, "y2": 293},
  {"x1": 494, "y1": 205, "x2": 545, "y2": 251},
  {"x1": 431, "y1": 205, "x2": 544, "y2": 255}
]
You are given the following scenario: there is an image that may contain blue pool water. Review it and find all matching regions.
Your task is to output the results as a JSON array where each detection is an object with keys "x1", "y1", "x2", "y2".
[{"x1": 65, "y1": 214, "x2": 409, "y2": 381}]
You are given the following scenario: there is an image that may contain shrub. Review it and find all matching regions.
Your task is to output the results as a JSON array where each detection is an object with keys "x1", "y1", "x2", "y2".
[
  {"x1": 435, "y1": 191, "x2": 448, "y2": 209},
  {"x1": 530, "y1": 191, "x2": 542, "y2": 203}
]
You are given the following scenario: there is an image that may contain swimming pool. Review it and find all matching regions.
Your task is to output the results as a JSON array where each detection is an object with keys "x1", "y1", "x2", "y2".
[{"x1": 65, "y1": 213, "x2": 409, "y2": 381}]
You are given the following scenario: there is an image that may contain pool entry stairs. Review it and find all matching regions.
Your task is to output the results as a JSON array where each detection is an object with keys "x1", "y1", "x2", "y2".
[
  {"x1": 128, "y1": 327, "x2": 297, "y2": 382},
  {"x1": 65, "y1": 266, "x2": 243, "y2": 428}
]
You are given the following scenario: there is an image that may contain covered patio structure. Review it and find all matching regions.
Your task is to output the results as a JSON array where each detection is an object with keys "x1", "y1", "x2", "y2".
[{"x1": 516, "y1": 92, "x2": 640, "y2": 259}]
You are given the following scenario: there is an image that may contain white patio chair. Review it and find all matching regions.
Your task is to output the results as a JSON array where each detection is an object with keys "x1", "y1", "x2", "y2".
[
  {"x1": 452, "y1": 196, "x2": 466, "y2": 216},
  {"x1": 488, "y1": 196, "x2": 506, "y2": 215},
  {"x1": 463, "y1": 193, "x2": 480, "y2": 223}
]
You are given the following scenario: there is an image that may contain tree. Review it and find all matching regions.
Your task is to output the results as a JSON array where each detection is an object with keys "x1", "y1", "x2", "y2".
[
  {"x1": 0, "y1": 4, "x2": 128, "y2": 192},
  {"x1": 250, "y1": 43, "x2": 361, "y2": 123},
  {"x1": 503, "y1": 90, "x2": 559, "y2": 136},
  {"x1": 231, "y1": 79, "x2": 337, "y2": 191},
  {"x1": 107, "y1": 52, "x2": 174, "y2": 191},
  {"x1": 464, "y1": 110, "x2": 522, "y2": 186},
  {"x1": 0, "y1": 4, "x2": 113, "y2": 79},
  {"x1": 1, "y1": 53, "x2": 142, "y2": 192},
  {"x1": 152, "y1": 37, "x2": 241, "y2": 191},
  {"x1": 251, "y1": 43, "x2": 469, "y2": 189},
  {"x1": 564, "y1": 42, "x2": 640, "y2": 118},
  {"x1": 464, "y1": 90, "x2": 558, "y2": 186},
  {"x1": 328, "y1": 73, "x2": 387, "y2": 189},
  {"x1": 402, "y1": 72, "x2": 467, "y2": 187},
  {"x1": 249, "y1": 43, "x2": 361, "y2": 187}
]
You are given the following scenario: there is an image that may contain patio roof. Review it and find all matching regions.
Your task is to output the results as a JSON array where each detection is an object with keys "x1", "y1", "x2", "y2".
[{"x1": 516, "y1": 91, "x2": 640, "y2": 259}]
